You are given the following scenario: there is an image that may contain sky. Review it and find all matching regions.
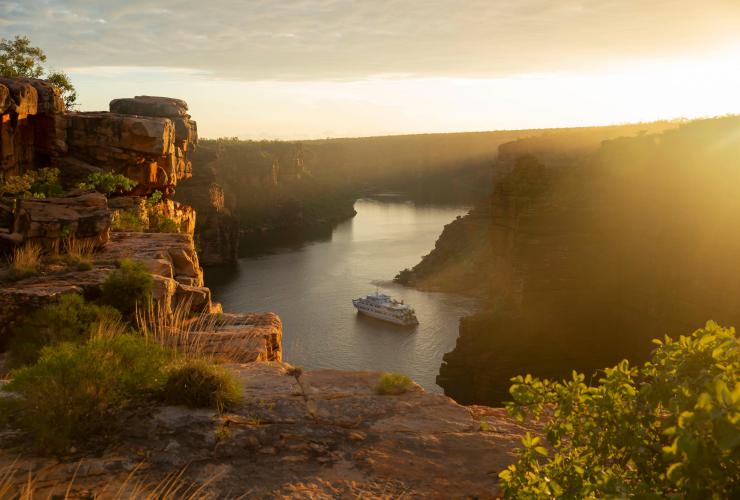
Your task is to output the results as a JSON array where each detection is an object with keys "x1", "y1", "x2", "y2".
[{"x1": 2, "y1": 0, "x2": 740, "y2": 139}]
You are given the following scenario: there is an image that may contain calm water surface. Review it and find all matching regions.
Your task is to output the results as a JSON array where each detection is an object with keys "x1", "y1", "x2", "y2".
[{"x1": 206, "y1": 198, "x2": 479, "y2": 392}]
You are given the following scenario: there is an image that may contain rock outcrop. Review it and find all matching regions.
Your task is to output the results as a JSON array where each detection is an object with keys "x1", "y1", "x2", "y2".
[
  {"x1": 0, "y1": 362, "x2": 532, "y2": 497},
  {"x1": 174, "y1": 146, "x2": 239, "y2": 265},
  {"x1": 2, "y1": 192, "x2": 111, "y2": 249},
  {"x1": 0, "y1": 77, "x2": 65, "y2": 176}
]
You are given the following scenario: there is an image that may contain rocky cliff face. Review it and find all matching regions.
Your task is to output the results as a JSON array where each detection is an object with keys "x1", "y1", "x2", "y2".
[
  {"x1": 174, "y1": 146, "x2": 239, "y2": 266},
  {"x1": 0, "y1": 78, "x2": 279, "y2": 360},
  {"x1": 433, "y1": 117, "x2": 740, "y2": 405}
]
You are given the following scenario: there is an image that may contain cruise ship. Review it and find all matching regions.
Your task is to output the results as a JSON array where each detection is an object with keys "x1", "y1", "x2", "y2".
[{"x1": 352, "y1": 291, "x2": 419, "y2": 326}]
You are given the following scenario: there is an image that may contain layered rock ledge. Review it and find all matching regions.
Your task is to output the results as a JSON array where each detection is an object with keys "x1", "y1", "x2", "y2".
[{"x1": 0, "y1": 362, "x2": 528, "y2": 498}]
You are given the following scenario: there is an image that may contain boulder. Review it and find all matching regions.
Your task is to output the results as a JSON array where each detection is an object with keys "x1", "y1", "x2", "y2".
[
  {"x1": 0, "y1": 77, "x2": 64, "y2": 115},
  {"x1": 109, "y1": 96, "x2": 189, "y2": 118},
  {"x1": 10, "y1": 192, "x2": 111, "y2": 248},
  {"x1": 98, "y1": 232, "x2": 204, "y2": 287}
]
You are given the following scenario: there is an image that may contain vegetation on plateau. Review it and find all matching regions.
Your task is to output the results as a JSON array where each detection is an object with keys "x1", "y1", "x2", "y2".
[
  {"x1": 100, "y1": 259, "x2": 154, "y2": 317},
  {"x1": 78, "y1": 172, "x2": 136, "y2": 196},
  {"x1": 500, "y1": 322, "x2": 739, "y2": 499},
  {"x1": 0, "y1": 35, "x2": 77, "y2": 108},
  {"x1": 163, "y1": 358, "x2": 243, "y2": 411},
  {"x1": 376, "y1": 372, "x2": 414, "y2": 395}
]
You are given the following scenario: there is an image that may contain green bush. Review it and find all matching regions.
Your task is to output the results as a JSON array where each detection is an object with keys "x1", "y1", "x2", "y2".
[
  {"x1": 111, "y1": 210, "x2": 146, "y2": 232},
  {"x1": 0, "y1": 168, "x2": 63, "y2": 199},
  {"x1": 162, "y1": 358, "x2": 242, "y2": 411},
  {"x1": 500, "y1": 321, "x2": 740, "y2": 499},
  {"x1": 149, "y1": 214, "x2": 180, "y2": 233},
  {"x1": 78, "y1": 172, "x2": 136, "y2": 196},
  {"x1": 1, "y1": 335, "x2": 169, "y2": 452},
  {"x1": 8, "y1": 293, "x2": 121, "y2": 368},
  {"x1": 100, "y1": 259, "x2": 153, "y2": 316},
  {"x1": 376, "y1": 372, "x2": 414, "y2": 395}
]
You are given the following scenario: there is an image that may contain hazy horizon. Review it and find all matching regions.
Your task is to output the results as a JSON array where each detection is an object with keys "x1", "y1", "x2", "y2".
[{"x1": 3, "y1": 0, "x2": 740, "y2": 139}]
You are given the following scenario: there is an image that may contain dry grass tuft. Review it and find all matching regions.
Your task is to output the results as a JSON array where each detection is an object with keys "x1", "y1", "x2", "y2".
[
  {"x1": 63, "y1": 237, "x2": 98, "y2": 270},
  {"x1": 8, "y1": 242, "x2": 42, "y2": 280},
  {"x1": 0, "y1": 461, "x2": 224, "y2": 499},
  {"x1": 136, "y1": 300, "x2": 260, "y2": 362}
]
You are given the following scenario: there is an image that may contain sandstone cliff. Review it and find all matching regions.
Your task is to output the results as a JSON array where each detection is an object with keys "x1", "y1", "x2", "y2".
[
  {"x1": 0, "y1": 79, "x2": 279, "y2": 359},
  {"x1": 174, "y1": 146, "x2": 239, "y2": 266},
  {"x1": 432, "y1": 117, "x2": 740, "y2": 405}
]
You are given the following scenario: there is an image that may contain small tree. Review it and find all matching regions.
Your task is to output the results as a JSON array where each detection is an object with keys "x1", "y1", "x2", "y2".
[{"x1": 0, "y1": 35, "x2": 78, "y2": 109}]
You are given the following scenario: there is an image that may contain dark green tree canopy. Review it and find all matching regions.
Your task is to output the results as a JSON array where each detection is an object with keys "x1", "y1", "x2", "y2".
[{"x1": 0, "y1": 35, "x2": 78, "y2": 109}]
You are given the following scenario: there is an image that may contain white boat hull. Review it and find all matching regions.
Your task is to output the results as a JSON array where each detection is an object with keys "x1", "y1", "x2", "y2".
[{"x1": 353, "y1": 301, "x2": 418, "y2": 326}]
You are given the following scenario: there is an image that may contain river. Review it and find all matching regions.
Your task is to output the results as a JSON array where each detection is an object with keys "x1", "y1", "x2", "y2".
[{"x1": 205, "y1": 198, "x2": 479, "y2": 392}]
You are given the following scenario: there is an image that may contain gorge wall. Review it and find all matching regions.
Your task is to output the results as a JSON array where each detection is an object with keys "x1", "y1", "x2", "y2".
[
  {"x1": 412, "y1": 117, "x2": 740, "y2": 405},
  {"x1": 430, "y1": 117, "x2": 740, "y2": 404}
]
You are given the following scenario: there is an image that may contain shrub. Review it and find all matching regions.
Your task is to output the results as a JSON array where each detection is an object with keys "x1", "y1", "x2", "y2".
[
  {"x1": 8, "y1": 293, "x2": 121, "y2": 368},
  {"x1": 2, "y1": 334, "x2": 169, "y2": 452},
  {"x1": 101, "y1": 259, "x2": 154, "y2": 316},
  {"x1": 7, "y1": 242, "x2": 42, "y2": 280},
  {"x1": 111, "y1": 210, "x2": 146, "y2": 232},
  {"x1": 149, "y1": 214, "x2": 180, "y2": 233},
  {"x1": 376, "y1": 372, "x2": 414, "y2": 395},
  {"x1": 28, "y1": 168, "x2": 63, "y2": 198},
  {"x1": 78, "y1": 172, "x2": 136, "y2": 196},
  {"x1": 146, "y1": 189, "x2": 164, "y2": 208},
  {"x1": 162, "y1": 358, "x2": 242, "y2": 411},
  {"x1": 0, "y1": 168, "x2": 62, "y2": 199},
  {"x1": 500, "y1": 321, "x2": 740, "y2": 499}
]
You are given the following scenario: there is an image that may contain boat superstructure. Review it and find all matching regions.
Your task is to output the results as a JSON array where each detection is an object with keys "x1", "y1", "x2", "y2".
[{"x1": 352, "y1": 291, "x2": 419, "y2": 326}]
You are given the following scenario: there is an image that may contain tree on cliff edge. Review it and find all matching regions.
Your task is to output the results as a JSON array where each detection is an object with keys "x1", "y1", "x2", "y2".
[{"x1": 0, "y1": 35, "x2": 78, "y2": 109}]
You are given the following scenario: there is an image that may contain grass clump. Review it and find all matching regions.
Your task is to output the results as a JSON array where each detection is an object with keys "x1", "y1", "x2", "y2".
[
  {"x1": 101, "y1": 259, "x2": 153, "y2": 316},
  {"x1": 62, "y1": 237, "x2": 97, "y2": 270},
  {"x1": 111, "y1": 210, "x2": 146, "y2": 232},
  {"x1": 149, "y1": 214, "x2": 180, "y2": 233},
  {"x1": 162, "y1": 358, "x2": 242, "y2": 411},
  {"x1": 7, "y1": 242, "x2": 42, "y2": 280},
  {"x1": 1, "y1": 334, "x2": 169, "y2": 452},
  {"x1": 376, "y1": 372, "x2": 414, "y2": 395},
  {"x1": 7, "y1": 293, "x2": 120, "y2": 368}
]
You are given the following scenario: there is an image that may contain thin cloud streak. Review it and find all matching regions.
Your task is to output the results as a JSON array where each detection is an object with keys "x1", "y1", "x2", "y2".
[{"x1": 3, "y1": 0, "x2": 740, "y2": 81}]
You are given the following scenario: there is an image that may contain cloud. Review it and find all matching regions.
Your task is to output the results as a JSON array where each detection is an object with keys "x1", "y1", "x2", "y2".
[{"x1": 2, "y1": 0, "x2": 740, "y2": 81}]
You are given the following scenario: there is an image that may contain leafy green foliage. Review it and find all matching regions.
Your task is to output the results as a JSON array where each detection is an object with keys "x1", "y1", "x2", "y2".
[
  {"x1": 146, "y1": 190, "x2": 164, "y2": 208},
  {"x1": 8, "y1": 293, "x2": 121, "y2": 368},
  {"x1": 500, "y1": 322, "x2": 739, "y2": 499},
  {"x1": 100, "y1": 259, "x2": 153, "y2": 317},
  {"x1": 111, "y1": 210, "x2": 146, "y2": 232},
  {"x1": 2, "y1": 335, "x2": 169, "y2": 452},
  {"x1": 0, "y1": 35, "x2": 45, "y2": 78},
  {"x1": 0, "y1": 168, "x2": 63, "y2": 199},
  {"x1": 0, "y1": 35, "x2": 78, "y2": 109},
  {"x1": 162, "y1": 358, "x2": 242, "y2": 411},
  {"x1": 149, "y1": 214, "x2": 180, "y2": 233},
  {"x1": 376, "y1": 372, "x2": 414, "y2": 395},
  {"x1": 45, "y1": 70, "x2": 77, "y2": 109},
  {"x1": 78, "y1": 172, "x2": 136, "y2": 196}
]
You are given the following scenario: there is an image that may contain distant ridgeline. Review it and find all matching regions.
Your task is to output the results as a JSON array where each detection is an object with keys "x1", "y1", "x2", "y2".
[
  {"x1": 181, "y1": 124, "x2": 679, "y2": 261},
  {"x1": 396, "y1": 116, "x2": 740, "y2": 405}
]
